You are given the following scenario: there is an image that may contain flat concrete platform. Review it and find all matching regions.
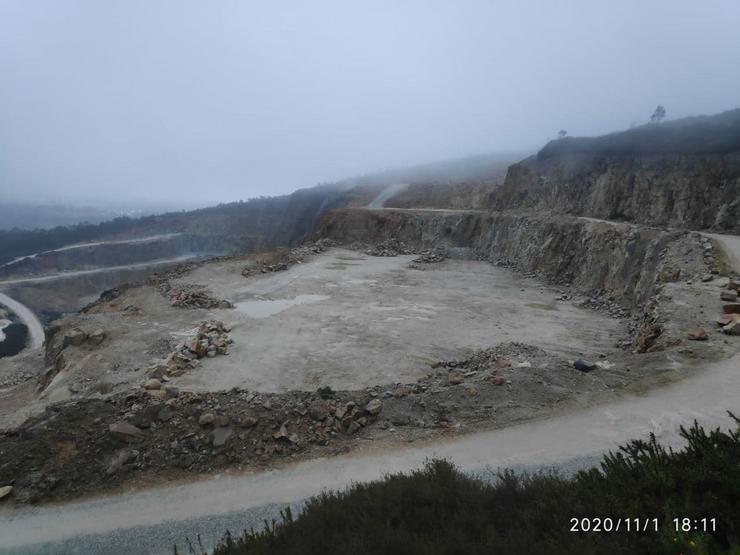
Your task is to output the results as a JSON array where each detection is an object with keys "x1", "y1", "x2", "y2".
[{"x1": 172, "y1": 249, "x2": 621, "y2": 392}]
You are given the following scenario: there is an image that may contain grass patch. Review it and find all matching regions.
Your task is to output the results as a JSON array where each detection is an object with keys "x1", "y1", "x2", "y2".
[{"x1": 195, "y1": 416, "x2": 740, "y2": 554}]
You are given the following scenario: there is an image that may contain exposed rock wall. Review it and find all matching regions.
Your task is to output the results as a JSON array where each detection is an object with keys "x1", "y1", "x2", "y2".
[
  {"x1": 316, "y1": 208, "x2": 707, "y2": 308},
  {"x1": 491, "y1": 152, "x2": 740, "y2": 232}
]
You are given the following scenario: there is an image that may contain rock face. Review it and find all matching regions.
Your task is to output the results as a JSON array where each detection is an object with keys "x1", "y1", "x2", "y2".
[
  {"x1": 317, "y1": 209, "x2": 708, "y2": 308},
  {"x1": 491, "y1": 153, "x2": 740, "y2": 233},
  {"x1": 488, "y1": 109, "x2": 740, "y2": 233}
]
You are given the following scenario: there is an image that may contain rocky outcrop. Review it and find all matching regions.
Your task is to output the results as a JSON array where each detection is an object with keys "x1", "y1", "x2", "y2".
[
  {"x1": 491, "y1": 152, "x2": 740, "y2": 232},
  {"x1": 316, "y1": 208, "x2": 709, "y2": 308}
]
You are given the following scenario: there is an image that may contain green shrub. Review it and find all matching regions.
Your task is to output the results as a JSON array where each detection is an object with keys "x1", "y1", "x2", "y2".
[{"x1": 205, "y1": 416, "x2": 740, "y2": 555}]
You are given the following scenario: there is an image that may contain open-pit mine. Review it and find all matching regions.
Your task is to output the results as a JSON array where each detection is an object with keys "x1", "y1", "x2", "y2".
[{"x1": 1, "y1": 111, "x2": 739, "y2": 554}]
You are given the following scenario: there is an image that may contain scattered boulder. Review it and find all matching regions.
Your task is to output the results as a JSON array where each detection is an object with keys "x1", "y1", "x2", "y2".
[
  {"x1": 88, "y1": 329, "x2": 106, "y2": 346},
  {"x1": 239, "y1": 416, "x2": 259, "y2": 428},
  {"x1": 491, "y1": 375, "x2": 506, "y2": 386},
  {"x1": 448, "y1": 369, "x2": 464, "y2": 385},
  {"x1": 198, "y1": 412, "x2": 216, "y2": 427},
  {"x1": 272, "y1": 423, "x2": 289, "y2": 441},
  {"x1": 364, "y1": 399, "x2": 383, "y2": 416},
  {"x1": 720, "y1": 290, "x2": 738, "y2": 302},
  {"x1": 494, "y1": 357, "x2": 512, "y2": 369},
  {"x1": 573, "y1": 359, "x2": 596, "y2": 372},
  {"x1": 109, "y1": 422, "x2": 144, "y2": 443},
  {"x1": 211, "y1": 427, "x2": 233, "y2": 448},
  {"x1": 309, "y1": 402, "x2": 330, "y2": 421},
  {"x1": 143, "y1": 379, "x2": 161, "y2": 390},
  {"x1": 687, "y1": 328, "x2": 708, "y2": 341},
  {"x1": 723, "y1": 320, "x2": 740, "y2": 336},
  {"x1": 64, "y1": 329, "x2": 87, "y2": 347}
]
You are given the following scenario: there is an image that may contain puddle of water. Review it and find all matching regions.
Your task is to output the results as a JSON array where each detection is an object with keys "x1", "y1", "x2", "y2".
[
  {"x1": 235, "y1": 294, "x2": 329, "y2": 318},
  {"x1": 526, "y1": 302, "x2": 559, "y2": 311}
]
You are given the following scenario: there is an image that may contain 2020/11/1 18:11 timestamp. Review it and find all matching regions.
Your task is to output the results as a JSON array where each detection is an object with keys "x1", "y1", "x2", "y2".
[
  {"x1": 673, "y1": 518, "x2": 717, "y2": 532},
  {"x1": 569, "y1": 517, "x2": 718, "y2": 533}
]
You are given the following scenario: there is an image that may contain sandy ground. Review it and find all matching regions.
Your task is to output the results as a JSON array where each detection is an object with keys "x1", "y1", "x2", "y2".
[{"x1": 170, "y1": 249, "x2": 623, "y2": 392}]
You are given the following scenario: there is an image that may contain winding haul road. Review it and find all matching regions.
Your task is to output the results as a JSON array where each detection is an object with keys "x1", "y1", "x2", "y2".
[
  {"x1": 0, "y1": 225, "x2": 738, "y2": 554},
  {"x1": 0, "y1": 292, "x2": 44, "y2": 349}
]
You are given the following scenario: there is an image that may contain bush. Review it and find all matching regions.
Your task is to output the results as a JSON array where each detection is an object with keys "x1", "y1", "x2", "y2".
[{"x1": 204, "y1": 416, "x2": 740, "y2": 554}]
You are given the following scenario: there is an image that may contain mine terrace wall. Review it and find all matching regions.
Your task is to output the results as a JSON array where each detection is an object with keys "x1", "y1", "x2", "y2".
[
  {"x1": 490, "y1": 152, "x2": 740, "y2": 233},
  {"x1": 316, "y1": 208, "x2": 704, "y2": 309}
]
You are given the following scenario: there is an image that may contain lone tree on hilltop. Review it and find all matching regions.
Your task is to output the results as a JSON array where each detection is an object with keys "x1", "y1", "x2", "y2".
[
  {"x1": 650, "y1": 105, "x2": 666, "y2": 123},
  {"x1": 557, "y1": 129, "x2": 568, "y2": 139}
]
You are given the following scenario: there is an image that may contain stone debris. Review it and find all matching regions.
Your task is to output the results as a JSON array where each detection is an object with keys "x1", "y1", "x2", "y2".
[
  {"x1": 436, "y1": 342, "x2": 548, "y2": 372},
  {"x1": 366, "y1": 238, "x2": 412, "y2": 257},
  {"x1": 720, "y1": 290, "x2": 738, "y2": 303},
  {"x1": 636, "y1": 322, "x2": 662, "y2": 353},
  {"x1": 242, "y1": 239, "x2": 336, "y2": 277},
  {"x1": 109, "y1": 421, "x2": 145, "y2": 442},
  {"x1": 165, "y1": 284, "x2": 234, "y2": 309},
  {"x1": 447, "y1": 369, "x2": 464, "y2": 385},
  {"x1": 152, "y1": 320, "x2": 232, "y2": 377},
  {"x1": 412, "y1": 249, "x2": 446, "y2": 264},
  {"x1": 62, "y1": 328, "x2": 107, "y2": 349},
  {"x1": 687, "y1": 328, "x2": 708, "y2": 341},
  {"x1": 573, "y1": 359, "x2": 596, "y2": 372},
  {"x1": 88, "y1": 329, "x2": 106, "y2": 346}
]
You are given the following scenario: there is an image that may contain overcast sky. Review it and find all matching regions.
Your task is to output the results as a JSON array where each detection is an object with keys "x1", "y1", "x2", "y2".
[{"x1": 1, "y1": 1, "x2": 739, "y2": 206}]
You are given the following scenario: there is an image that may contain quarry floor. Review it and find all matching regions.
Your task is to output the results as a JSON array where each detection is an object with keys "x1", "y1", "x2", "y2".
[{"x1": 171, "y1": 249, "x2": 623, "y2": 393}]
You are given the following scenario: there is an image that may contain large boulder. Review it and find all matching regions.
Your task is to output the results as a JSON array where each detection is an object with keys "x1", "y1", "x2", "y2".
[{"x1": 109, "y1": 422, "x2": 144, "y2": 442}]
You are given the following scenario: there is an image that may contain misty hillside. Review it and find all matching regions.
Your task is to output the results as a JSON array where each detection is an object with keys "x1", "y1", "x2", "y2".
[
  {"x1": 0, "y1": 152, "x2": 520, "y2": 266},
  {"x1": 538, "y1": 108, "x2": 740, "y2": 159}
]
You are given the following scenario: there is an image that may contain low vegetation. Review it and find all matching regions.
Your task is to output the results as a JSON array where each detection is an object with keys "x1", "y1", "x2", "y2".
[
  {"x1": 538, "y1": 108, "x2": 740, "y2": 159},
  {"x1": 201, "y1": 416, "x2": 739, "y2": 554}
]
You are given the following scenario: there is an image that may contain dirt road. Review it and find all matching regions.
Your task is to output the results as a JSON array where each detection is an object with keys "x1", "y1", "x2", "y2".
[
  {"x1": 1, "y1": 347, "x2": 738, "y2": 554},
  {"x1": 0, "y1": 234, "x2": 181, "y2": 270},
  {"x1": 0, "y1": 293, "x2": 44, "y2": 349}
]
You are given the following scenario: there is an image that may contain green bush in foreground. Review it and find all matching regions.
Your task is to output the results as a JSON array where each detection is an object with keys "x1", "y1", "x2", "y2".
[{"x1": 204, "y1": 416, "x2": 740, "y2": 555}]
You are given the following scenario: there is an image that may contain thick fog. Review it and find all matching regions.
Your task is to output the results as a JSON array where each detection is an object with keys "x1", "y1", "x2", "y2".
[{"x1": 1, "y1": 0, "x2": 739, "y2": 205}]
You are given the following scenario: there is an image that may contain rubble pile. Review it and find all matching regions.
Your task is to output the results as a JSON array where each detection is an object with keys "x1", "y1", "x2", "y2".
[
  {"x1": 242, "y1": 239, "x2": 336, "y2": 278},
  {"x1": 150, "y1": 320, "x2": 233, "y2": 378},
  {"x1": 579, "y1": 295, "x2": 631, "y2": 319},
  {"x1": 433, "y1": 342, "x2": 548, "y2": 372},
  {"x1": 162, "y1": 284, "x2": 234, "y2": 309},
  {"x1": 412, "y1": 249, "x2": 447, "y2": 265},
  {"x1": 0, "y1": 386, "x2": 385, "y2": 504},
  {"x1": 366, "y1": 238, "x2": 413, "y2": 257},
  {"x1": 0, "y1": 340, "x2": 632, "y2": 505}
]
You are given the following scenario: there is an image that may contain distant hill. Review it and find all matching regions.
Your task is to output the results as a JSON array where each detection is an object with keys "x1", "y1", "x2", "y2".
[
  {"x1": 0, "y1": 152, "x2": 520, "y2": 266},
  {"x1": 538, "y1": 108, "x2": 740, "y2": 159}
]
